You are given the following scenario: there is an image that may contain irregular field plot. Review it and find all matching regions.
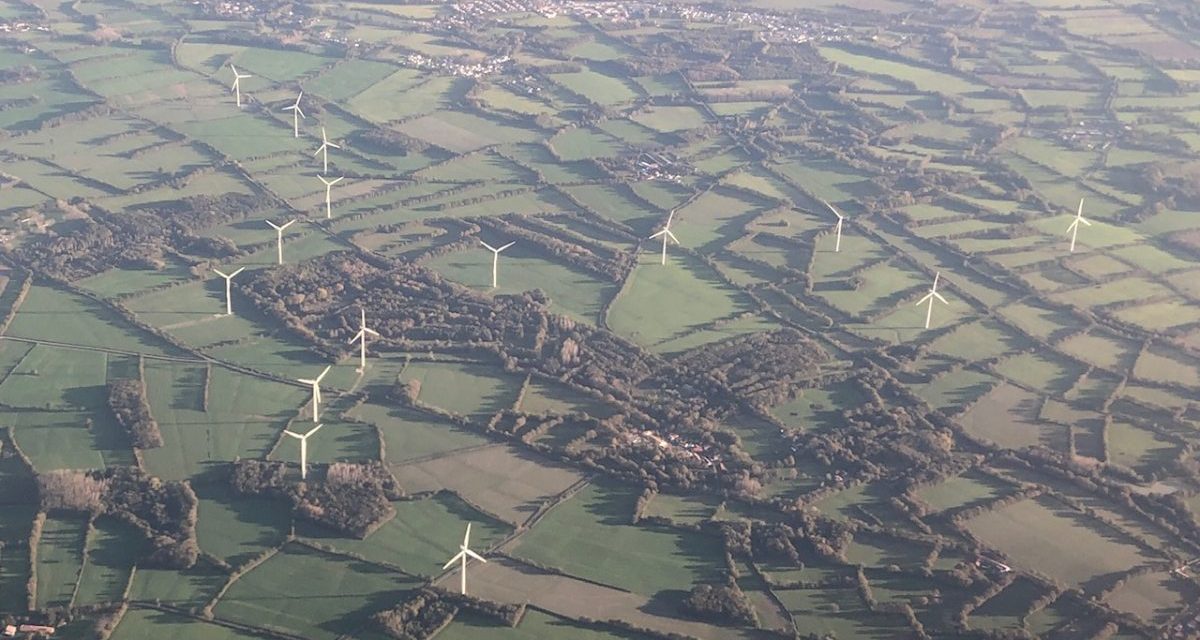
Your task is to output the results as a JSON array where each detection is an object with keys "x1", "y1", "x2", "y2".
[
  {"x1": 513, "y1": 483, "x2": 723, "y2": 596},
  {"x1": 391, "y1": 444, "x2": 583, "y2": 526},
  {"x1": 965, "y1": 495, "x2": 1158, "y2": 588}
]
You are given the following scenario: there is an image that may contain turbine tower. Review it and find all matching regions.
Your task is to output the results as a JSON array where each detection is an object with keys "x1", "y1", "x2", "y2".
[
  {"x1": 442, "y1": 523, "x2": 487, "y2": 596},
  {"x1": 229, "y1": 64, "x2": 252, "y2": 108},
  {"x1": 822, "y1": 199, "x2": 844, "y2": 253},
  {"x1": 282, "y1": 90, "x2": 305, "y2": 138},
  {"x1": 313, "y1": 127, "x2": 340, "y2": 175},
  {"x1": 1066, "y1": 198, "x2": 1091, "y2": 253},
  {"x1": 480, "y1": 241, "x2": 514, "y2": 289},
  {"x1": 318, "y1": 175, "x2": 344, "y2": 219},
  {"x1": 648, "y1": 211, "x2": 679, "y2": 266},
  {"x1": 283, "y1": 423, "x2": 323, "y2": 480},
  {"x1": 212, "y1": 267, "x2": 245, "y2": 316},
  {"x1": 347, "y1": 308, "x2": 380, "y2": 373},
  {"x1": 266, "y1": 219, "x2": 296, "y2": 265},
  {"x1": 297, "y1": 365, "x2": 331, "y2": 423},
  {"x1": 916, "y1": 271, "x2": 949, "y2": 330}
]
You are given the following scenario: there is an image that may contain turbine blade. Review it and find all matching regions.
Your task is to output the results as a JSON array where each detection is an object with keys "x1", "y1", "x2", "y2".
[
  {"x1": 1077, "y1": 198, "x2": 1084, "y2": 218},
  {"x1": 283, "y1": 430, "x2": 301, "y2": 439},
  {"x1": 1066, "y1": 219, "x2": 1079, "y2": 233},
  {"x1": 230, "y1": 78, "x2": 239, "y2": 90},
  {"x1": 497, "y1": 242, "x2": 515, "y2": 252},
  {"x1": 648, "y1": 229, "x2": 666, "y2": 240},
  {"x1": 465, "y1": 549, "x2": 486, "y2": 563},
  {"x1": 915, "y1": 293, "x2": 934, "y2": 306},
  {"x1": 212, "y1": 269, "x2": 228, "y2": 278},
  {"x1": 280, "y1": 220, "x2": 296, "y2": 229},
  {"x1": 230, "y1": 64, "x2": 239, "y2": 76},
  {"x1": 442, "y1": 552, "x2": 465, "y2": 570},
  {"x1": 230, "y1": 267, "x2": 245, "y2": 277},
  {"x1": 331, "y1": 176, "x2": 343, "y2": 184},
  {"x1": 480, "y1": 241, "x2": 497, "y2": 252},
  {"x1": 297, "y1": 378, "x2": 316, "y2": 385},
  {"x1": 316, "y1": 365, "x2": 331, "y2": 382},
  {"x1": 306, "y1": 423, "x2": 324, "y2": 437},
  {"x1": 463, "y1": 523, "x2": 472, "y2": 547},
  {"x1": 933, "y1": 292, "x2": 948, "y2": 305},
  {"x1": 295, "y1": 106, "x2": 306, "y2": 118},
  {"x1": 665, "y1": 229, "x2": 679, "y2": 243},
  {"x1": 1079, "y1": 217, "x2": 1092, "y2": 227},
  {"x1": 312, "y1": 146, "x2": 323, "y2": 156},
  {"x1": 822, "y1": 199, "x2": 842, "y2": 219},
  {"x1": 327, "y1": 141, "x2": 341, "y2": 149},
  {"x1": 348, "y1": 330, "x2": 364, "y2": 344},
  {"x1": 365, "y1": 328, "x2": 380, "y2": 337}
]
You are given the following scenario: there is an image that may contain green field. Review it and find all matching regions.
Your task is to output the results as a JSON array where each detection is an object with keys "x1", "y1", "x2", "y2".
[
  {"x1": 213, "y1": 544, "x2": 420, "y2": 639},
  {"x1": 513, "y1": 483, "x2": 724, "y2": 596},
  {"x1": 35, "y1": 514, "x2": 88, "y2": 609}
]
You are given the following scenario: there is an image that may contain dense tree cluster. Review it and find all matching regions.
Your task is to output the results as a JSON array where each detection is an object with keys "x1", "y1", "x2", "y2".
[
  {"x1": 680, "y1": 583, "x2": 757, "y2": 627},
  {"x1": 12, "y1": 193, "x2": 267, "y2": 280},
  {"x1": 106, "y1": 379, "x2": 162, "y2": 449},
  {"x1": 372, "y1": 588, "x2": 524, "y2": 639},
  {"x1": 675, "y1": 329, "x2": 829, "y2": 408},
  {"x1": 229, "y1": 460, "x2": 403, "y2": 538},
  {"x1": 38, "y1": 468, "x2": 198, "y2": 568}
]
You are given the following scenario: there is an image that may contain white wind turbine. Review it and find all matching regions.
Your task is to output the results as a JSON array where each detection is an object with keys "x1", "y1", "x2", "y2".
[
  {"x1": 229, "y1": 64, "x2": 252, "y2": 108},
  {"x1": 212, "y1": 267, "x2": 245, "y2": 316},
  {"x1": 282, "y1": 90, "x2": 305, "y2": 138},
  {"x1": 480, "y1": 240, "x2": 514, "y2": 289},
  {"x1": 648, "y1": 211, "x2": 679, "y2": 266},
  {"x1": 347, "y1": 308, "x2": 380, "y2": 373},
  {"x1": 297, "y1": 365, "x2": 331, "y2": 423},
  {"x1": 282, "y1": 423, "x2": 323, "y2": 480},
  {"x1": 313, "y1": 127, "x2": 340, "y2": 175},
  {"x1": 916, "y1": 271, "x2": 949, "y2": 330},
  {"x1": 318, "y1": 175, "x2": 344, "y2": 219},
  {"x1": 1066, "y1": 198, "x2": 1091, "y2": 253},
  {"x1": 266, "y1": 219, "x2": 296, "y2": 265},
  {"x1": 442, "y1": 523, "x2": 487, "y2": 596},
  {"x1": 822, "y1": 199, "x2": 844, "y2": 253}
]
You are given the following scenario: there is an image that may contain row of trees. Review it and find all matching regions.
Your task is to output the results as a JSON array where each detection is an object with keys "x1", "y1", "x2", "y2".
[{"x1": 106, "y1": 379, "x2": 162, "y2": 449}]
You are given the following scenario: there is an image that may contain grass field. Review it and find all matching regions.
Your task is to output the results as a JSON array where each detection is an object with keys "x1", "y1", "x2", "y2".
[
  {"x1": 302, "y1": 492, "x2": 511, "y2": 576},
  {"x1": 607, "y1": 253, "x2": 759, "y2": 351},
  {"x1": 959, "y1": 384, "x2": 1055, "y2": 450},
  {"x1": 348, "y1": 402, "x2": 490, "y2": 465},
  {"x1": 1104, "y1": 571, "x2": 1194, "y2": 626},
  {"x1": 5, "y1": 285, "x2": 182, "y2": 357},
  {"x1": 437, "y1": 608, "x2": 639, "y2": 640},
  {"x1": 914, "y1": 471, "x2": 1012, "y2": 513},
  {"x1": 391, "y1": 444, "x2": 583, "y2": 526},
  {"x1": 424, "y1": 245, "x2": 617, "y2": 325},
  {"x1": 35, "y1": 514, "x2": 88, "y2": 609},
  {"x1": 0, "y1": 506, "x2": 36, "y2": 611},
  {"x1": 965, "y1": 495, "x2": 1157, "y2": 588},
  {"x1": 75, "y1": 518, "x2": 142, "y2": 605},
  {"x1": 513, "y1": 483, "x2": 724, "y2": 596},
  {"x1": 399, "y1": 360, "x2": 522, "y2": 421},
  {"x1": 194, "y1": 483, "x2": 291, "y2": 568},
  {"x1": 214, "y1": 544, "x2": 420, "y2": 639},
  {"x1": 111, "y1": 608, "x2": 273, "y2": 640}
]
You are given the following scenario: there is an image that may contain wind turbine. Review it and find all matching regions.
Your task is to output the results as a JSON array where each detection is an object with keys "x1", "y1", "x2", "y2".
[
  {"x1": 282, "y1": 90, "x2": 305, "y2": 138},
  {"x1": 266, "y1": 219, "x2": 295, "y2": 265},
  {"x1": 480, "y1": 240, "x2": 514, "y2": 289},
  {"x1": 313, "y1": 127, "x2": 340, "y2": 175},
  {"x1": 648, "y1": 211, "x2": 679, "y2": 266},
  {"x1": 916, "y1": 271, "x2": 949, "y2": 330},
  {"x1": 229, "y1": 64, "x2": 251, "y2": 108},
  {"x1": 822, "y1": 199, "x2": 844, "y2": 253},
  {"x1": 442, "y1": 523, "x2": 487, "y2": 596},
  {"x1": 297, "y1": 365, "x2": 331, "y2": 423},
  {"x1": 1066, "y1": 198, "x2": 1091, "y2": 253},
  {"x1": 318, "y1": 175, "x2": 343, "y2": 219},
  {"x1": 282, "y1": 423, "x2": 323, "y2": 480},
  {"x1": 212, "y1": 267, "x2": 245, "y2": 316},
  {"x1": 347, "y1": 308, "x2": 380, "y2": 373}
]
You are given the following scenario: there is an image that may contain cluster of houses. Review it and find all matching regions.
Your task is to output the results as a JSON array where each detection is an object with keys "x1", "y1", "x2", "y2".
[
  {"x1": 403, "y1": 52, "x2": 512, "y2": 79},
  {"x1": 634, "y1": 152, "x2": 687, "y2": 182},
  {"x1": 625, "y1": 430, "x2": 723, "y2": 469},
  {"x1": 0, "y1": 21, "x2": 49, "y2": 33},
  {"x1": 2, "y1": 624, "x2": 56, "y2": 638}
]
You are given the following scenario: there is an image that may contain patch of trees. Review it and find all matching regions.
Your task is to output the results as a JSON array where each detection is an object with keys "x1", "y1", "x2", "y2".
[
  {"x1": 353, "y1": 127, "x2": 429, "y2": 156},
  {"x1": 230, "y1": 460, "x2": 403, "y2": 538},
  {"x1": 675, "y1": 329, "x2": 828, "y2": 408},
  {"x1": 681, "y1": 583, "x2": 757, "y2": 627},
  {"x1": 373, "y1": 587, "x2": 524, "y2": 639},
  {"x1": 0, "y1": 65, "x2": 40, "y2": 84},
  {"x1": 107, "y1": 379, "x2": 162, "y2": 449},
  {"x1": 13, "y1": 193, "x2": 268, "y2": 280},
  {"x1": 37, "y1": 467, "x2": 199, "y2": 568}
]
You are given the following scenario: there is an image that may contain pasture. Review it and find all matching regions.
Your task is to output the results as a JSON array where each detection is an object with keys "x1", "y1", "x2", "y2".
[
  {"x1": 965, "y1": 495, "x2": 1158, "y2": 588},
  {"x1": 513, "y1": 483, "x2": 724, "y2": 596},
  {"x1": 213, "y1": 544, "x2": 420, "y2": 639}
]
